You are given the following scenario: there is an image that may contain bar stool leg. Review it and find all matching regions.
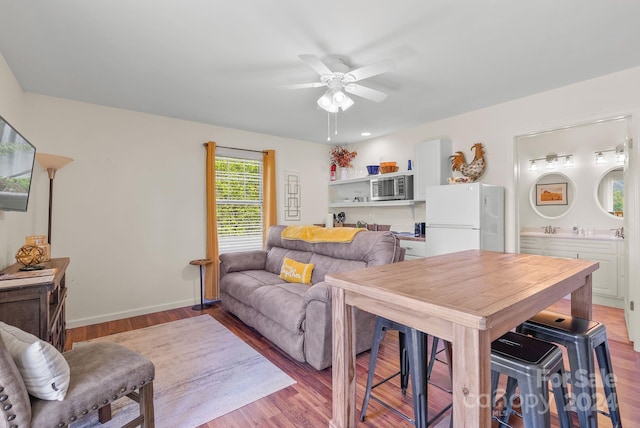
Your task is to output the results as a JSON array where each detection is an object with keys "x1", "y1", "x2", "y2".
[
  {"x1": 360, "y1": 318, "x2": 385, "y2": 422},
  {"x1": 594, "y1": 340, "x2": 622, "y2": 427},
  {"x1": 406, "y1": 328, "x2": 428, "y2": 428},
  {"x1": 399, "y1": 331, "x2": 409, "y2": 395},
  {"x1": 517, "y1": 371, "x2": 551, "y2": 428},
  {"x1": 550, "y1": 369, "x2": 574, "y2": 428},
  {"x1": 564, "y1": 342, "x2": 598, "y2": 428},
  {"x1": 501, "y1": 376, "x2": 518, "y2": 425}
]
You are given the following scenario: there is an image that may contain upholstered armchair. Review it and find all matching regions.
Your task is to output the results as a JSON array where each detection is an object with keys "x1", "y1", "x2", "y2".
[{"x1": 0, "y1": 323, "x2": 155, "y2": 428}]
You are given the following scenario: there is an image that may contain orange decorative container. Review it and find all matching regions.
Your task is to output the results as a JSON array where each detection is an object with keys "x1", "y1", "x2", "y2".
[{"x1": 25, "y1": 235, "x2": 50, "y2": 261}]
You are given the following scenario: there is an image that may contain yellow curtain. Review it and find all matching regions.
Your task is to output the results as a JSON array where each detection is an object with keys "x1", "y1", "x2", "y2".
[
  {"x1": 262, "y1": 150, "x2": 277, "y2": 244},
  {"x1": 204, "y1": 141, "x2": 219, "y2": 300}
]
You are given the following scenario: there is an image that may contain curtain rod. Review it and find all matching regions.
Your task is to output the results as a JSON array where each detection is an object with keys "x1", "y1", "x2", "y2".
[{"x1": 203, "y1": 143, "x2": 268, "y2": 154}]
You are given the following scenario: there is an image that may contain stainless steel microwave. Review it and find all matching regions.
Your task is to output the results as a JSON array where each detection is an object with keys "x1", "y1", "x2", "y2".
[{"x1": 370, "y1": 175, "x2": 414, "y2": 201}]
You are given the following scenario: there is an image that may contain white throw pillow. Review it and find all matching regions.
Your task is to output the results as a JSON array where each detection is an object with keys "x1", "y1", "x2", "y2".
[{"x1": 0, "y1": 322, "x2": 70, "y2": 401}]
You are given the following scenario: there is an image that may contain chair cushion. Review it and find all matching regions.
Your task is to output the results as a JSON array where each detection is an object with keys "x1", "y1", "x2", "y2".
[
  {"x1": 0, "y1": 332, "x2": 32, "y2": 427},
  {"x1": 0, "y1": 322, "x2": 70, "y2": 401},
  {"x1": 31, "y1": 342, "x2": 155, "y2": 427}
]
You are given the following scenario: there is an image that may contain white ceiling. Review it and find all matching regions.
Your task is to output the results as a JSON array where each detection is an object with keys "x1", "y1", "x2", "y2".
[{"x1": 2, "y1": 1, "x2": 640, "y2": 145}]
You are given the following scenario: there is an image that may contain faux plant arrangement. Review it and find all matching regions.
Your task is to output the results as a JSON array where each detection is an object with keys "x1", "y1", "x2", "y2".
[{"x1": 330, "y1": 146, "x2": 358, "y2": 168}]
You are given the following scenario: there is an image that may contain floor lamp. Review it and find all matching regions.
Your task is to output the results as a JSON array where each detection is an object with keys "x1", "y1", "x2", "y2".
[{"x1": 35, "y1": 153, "x2": 73, "y2": 245}]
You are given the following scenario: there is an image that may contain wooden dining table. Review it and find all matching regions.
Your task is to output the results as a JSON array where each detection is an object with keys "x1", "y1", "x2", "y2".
[{"x1": 326, "y1": 250, "x2": 598, "y2": 427}]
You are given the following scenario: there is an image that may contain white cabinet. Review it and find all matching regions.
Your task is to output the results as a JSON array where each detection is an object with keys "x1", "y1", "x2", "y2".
[
  {"x1": 400, "y1": 239, "x2": 427, "y2": 260},
  {"x1": 413, "y1": 138, "x2": 452, "y2": 201},
  {"x1": 519, "y1": 236, "x2": 624, "y2": 308}
]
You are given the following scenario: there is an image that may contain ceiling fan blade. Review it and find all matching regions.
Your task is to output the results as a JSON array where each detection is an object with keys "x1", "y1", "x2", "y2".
[
  {"x1": 278, "y1": 82, "x2": 325, "y2": 90},
  {"x1": 346, "y1": 59, "x2": 395, "y2": 82},
  {"x1": 344, "y1": 84, "x2": 388, "y2": 102},
  {"x1": 298, "y1": 54, "x2": 333, "y2": 76}
]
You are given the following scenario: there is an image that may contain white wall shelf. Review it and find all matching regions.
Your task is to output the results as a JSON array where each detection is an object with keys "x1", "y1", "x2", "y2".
[
  {"x1": 328, "y1": 170, "x2": 414, "y2": 186},
  {"x1": 329, "y1": 200, "x2": 417, "y2": 208}
]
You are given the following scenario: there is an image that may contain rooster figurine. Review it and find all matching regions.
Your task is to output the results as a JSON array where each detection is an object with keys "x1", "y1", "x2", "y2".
[{"x1": 450, "y1": 142, "x2": 487, "y2": 182}]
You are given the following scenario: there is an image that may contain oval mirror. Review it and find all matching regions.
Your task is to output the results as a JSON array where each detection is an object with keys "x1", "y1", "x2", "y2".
[
  {"x1": 596, "y1": 167, "x2": 624, "y2": 218},
  {"x1": 530, "y1": 172, "x2": 576, "y2": 219}
]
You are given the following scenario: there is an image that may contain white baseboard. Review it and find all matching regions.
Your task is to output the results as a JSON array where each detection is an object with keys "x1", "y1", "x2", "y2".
[{"x1": 66, "y1": 298, "x2": 218, "y2": 329}]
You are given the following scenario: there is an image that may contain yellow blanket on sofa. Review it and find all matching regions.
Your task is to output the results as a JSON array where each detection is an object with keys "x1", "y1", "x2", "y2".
[{"x1": 281, "y1": 225, "x2": 365, "y2": 243}]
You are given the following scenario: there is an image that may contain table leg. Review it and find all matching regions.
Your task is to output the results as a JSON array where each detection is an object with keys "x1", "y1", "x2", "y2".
[
  {"x1": 571, "y1": 273, "x2": 593, "y2": 319},
  {"x1": 452, "y1": 324, "x2": 492, "y2": 427},
  {"x1": 330, "y1": 287, "x2": 356, "y2": 428}
]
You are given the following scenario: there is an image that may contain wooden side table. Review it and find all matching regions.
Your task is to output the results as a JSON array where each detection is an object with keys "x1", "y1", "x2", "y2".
[
  {"x1": 190, "y1": 259, "x2": 212, "y2": 311},
  {"x1": 0, "y1": 257, "x2": 69, "y2": 352}
]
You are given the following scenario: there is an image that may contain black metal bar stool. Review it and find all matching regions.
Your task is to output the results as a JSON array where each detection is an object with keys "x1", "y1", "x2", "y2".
[
  {"x1": 491, "y1": 331, "x2": 573, "y2": 428},
  {"x1": 360, "y1": 316, "x2": 430, "y2": 427},
  {"x1": 518, "y1": 310, "x2": 622, "y2": 428}
]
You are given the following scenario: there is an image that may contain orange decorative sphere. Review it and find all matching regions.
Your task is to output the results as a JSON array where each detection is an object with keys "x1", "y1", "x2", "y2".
[{"x1": 15, "y1": 245, "x2": 45, "y2": 267}]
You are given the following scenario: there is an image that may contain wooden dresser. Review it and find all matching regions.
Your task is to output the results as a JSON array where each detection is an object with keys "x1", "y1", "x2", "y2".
[{"x1": 0, "y1": 257, "x2": 69, "y2": 352}]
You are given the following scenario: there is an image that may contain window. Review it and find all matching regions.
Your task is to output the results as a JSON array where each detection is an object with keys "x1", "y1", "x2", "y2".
[
  {"x1": 215, "y1": 154, "x2": 263, "y2": 253},
  {"x1": 598, "y1": 167, "x2": 624, "y2": 216}
]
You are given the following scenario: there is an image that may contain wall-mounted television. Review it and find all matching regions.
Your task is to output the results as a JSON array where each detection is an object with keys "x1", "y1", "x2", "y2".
[{"x1": 0, "y1": 116, "x2": 36, "y2": 212}]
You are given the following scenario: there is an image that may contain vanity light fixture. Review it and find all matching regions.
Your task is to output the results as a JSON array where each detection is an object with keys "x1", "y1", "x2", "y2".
[
  {"x1": 545, "y1": 154, "x2": 557, "y2": 169},
  {"x1": 594, "y1": 146, "x2": 624, "y2": 165},
  {"x1": 528, "y1": 153, "x2": 573, "y2": 171}
]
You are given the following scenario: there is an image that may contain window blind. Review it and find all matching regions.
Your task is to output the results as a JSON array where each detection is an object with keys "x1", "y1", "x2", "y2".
[{"x1": 215, "y1": 156, "x2": 264, "y2": 253}]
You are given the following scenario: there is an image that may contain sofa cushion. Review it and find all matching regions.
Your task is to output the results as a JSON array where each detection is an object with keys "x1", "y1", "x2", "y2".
[
  {"x1": 0, "y1": 322, "x2": 71, "y2": 401},
  {"x1": 219, "y1": 250, "x2": 267, "y2": 274},
  {"x1": 220, "y1": 270, "x2": 285, "y2": 303},
  {"x1": 309, "y1": 253, "x2": 366, "y2": 284},
  {"x1": 247, "y1": 282, "x2": 309, "y2": 333},
  {"x1": 265, "y1": 248, "x2": 312, "y2": 275},
  {"x1": 279, "y1": 257, "x2": 314, "y2": 285}
]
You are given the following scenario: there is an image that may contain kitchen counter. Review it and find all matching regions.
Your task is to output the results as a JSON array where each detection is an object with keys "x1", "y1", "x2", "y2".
[{"x1": 393, "y1": 233, "x2": 425, "y2": 242}]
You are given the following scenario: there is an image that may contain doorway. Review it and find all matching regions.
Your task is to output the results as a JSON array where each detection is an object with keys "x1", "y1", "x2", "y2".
[{"x1": 515, "y1": 115, "x2": 635, "y2": 345}]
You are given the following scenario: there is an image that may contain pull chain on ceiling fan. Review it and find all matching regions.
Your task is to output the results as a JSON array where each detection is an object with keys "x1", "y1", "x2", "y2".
[{"x1": 280, "y1": 54, "x2": 395, "y2": 140}]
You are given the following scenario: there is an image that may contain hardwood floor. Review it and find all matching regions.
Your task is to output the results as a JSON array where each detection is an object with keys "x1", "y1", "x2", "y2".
[{"x1": 66, "y1": 301, "x2": 639, "y2": 427}]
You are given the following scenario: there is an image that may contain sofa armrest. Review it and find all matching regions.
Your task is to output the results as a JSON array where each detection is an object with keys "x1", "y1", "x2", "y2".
[
  {"x1": 219, "y1": 251, "x2": 267, "y2": 278},
  {"x1": 303, "y1": 281, "x2": 331, "y2": 306}
]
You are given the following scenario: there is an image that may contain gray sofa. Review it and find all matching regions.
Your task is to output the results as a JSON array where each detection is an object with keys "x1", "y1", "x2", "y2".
[{"x1": 219, "y1": 225, "x2": 405, "y2": 370}]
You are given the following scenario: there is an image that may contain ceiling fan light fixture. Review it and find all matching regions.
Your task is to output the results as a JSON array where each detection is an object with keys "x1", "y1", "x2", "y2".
[
  {"x1": 317, "y1": 88, "x2": 353, "y2": 113},
  {"x1": 337, "y1": 92, "x2": 354, "y2": 111}
]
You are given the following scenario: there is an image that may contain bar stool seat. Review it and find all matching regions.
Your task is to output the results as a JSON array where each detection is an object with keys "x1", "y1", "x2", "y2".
[
  {"x1": 518, "y1": 310, "x2": 622, "y2": 428},
  {"x1": 491, "y1": 331, "x2": 573, "y2": 428}
]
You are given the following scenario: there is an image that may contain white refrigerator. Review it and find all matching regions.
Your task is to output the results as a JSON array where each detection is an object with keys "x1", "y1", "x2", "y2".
[{"x1": 425, "y1": 183, "x2": 504, "y2": 257}]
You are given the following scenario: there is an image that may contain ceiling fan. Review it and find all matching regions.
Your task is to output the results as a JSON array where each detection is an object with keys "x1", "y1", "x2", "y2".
[{"x1": 281, "y1": 54, "x2": 395, "y2": 113}]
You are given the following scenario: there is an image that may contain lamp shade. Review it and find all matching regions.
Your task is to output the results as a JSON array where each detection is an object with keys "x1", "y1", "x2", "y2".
[{"x1": 36, "y1": 153, "x2": 74, "y2": 179}]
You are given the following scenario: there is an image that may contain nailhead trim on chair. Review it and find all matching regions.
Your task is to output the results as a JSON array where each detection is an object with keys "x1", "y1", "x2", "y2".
[
  {"x1": 0, "y1": 384, "x2": 18, "y2": 428},
  {"x1": 54, "y1": 376, "x2": 154, "y2": 427}
]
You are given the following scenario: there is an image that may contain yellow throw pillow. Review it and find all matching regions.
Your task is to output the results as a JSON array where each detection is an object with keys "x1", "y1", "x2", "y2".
[{"x1": 279, "y1": 257, "x2": 314, "y2": 285}]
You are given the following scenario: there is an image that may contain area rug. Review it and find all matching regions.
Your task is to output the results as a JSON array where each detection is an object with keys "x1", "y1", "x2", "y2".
[{"x1": 73, "y1": 315, "x2": 296, "y2": 427}]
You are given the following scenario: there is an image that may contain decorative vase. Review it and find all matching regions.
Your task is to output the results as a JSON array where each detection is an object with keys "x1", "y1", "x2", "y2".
[
  {"x1": 25, "y1": 235, "x2": 50, "y2": 261},
  {"x1": 339, "y1": 167, "x2": 348, "y2": 180}
]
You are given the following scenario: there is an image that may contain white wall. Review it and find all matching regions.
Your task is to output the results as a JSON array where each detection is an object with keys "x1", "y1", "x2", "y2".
[
  {"x1": 0, "y1": 52, "x2": 329, "y2": 327},
  {"x1": 0, "y1": 49, "x2": 34, "y2": 266}
]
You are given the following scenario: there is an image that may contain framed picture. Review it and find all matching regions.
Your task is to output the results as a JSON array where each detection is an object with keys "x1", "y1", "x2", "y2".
[{"x1": 536, "y1": 182, "x2": 568, "y2": 206}]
